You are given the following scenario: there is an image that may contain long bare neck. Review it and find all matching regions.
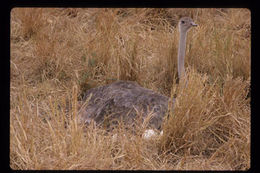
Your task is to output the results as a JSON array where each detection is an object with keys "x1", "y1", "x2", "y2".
[{"x1": 177, "y1": 30, "x2": 187, "y2": 80}]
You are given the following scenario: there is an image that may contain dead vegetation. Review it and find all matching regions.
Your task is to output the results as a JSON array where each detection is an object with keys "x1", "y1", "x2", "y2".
[{"x1": 10, "y1": 8, "x2": 250, "y2": 170}]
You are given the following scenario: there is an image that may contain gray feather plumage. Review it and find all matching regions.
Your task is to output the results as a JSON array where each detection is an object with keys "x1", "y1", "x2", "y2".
[{"x1": 79, "y1": 81, "x2": 173, "y2": 130}]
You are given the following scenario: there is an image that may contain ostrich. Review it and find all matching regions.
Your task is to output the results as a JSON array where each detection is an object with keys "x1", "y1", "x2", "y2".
[{"x1": 78, "y1": 17, "x2": 197, "y2": 138}]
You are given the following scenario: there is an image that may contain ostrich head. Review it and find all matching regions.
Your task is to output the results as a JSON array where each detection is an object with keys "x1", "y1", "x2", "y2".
[{"x1": 179, "y1": 17, "x2": 197, "y2": 33}]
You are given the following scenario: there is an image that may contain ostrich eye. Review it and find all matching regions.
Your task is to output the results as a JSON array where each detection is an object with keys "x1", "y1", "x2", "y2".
[{"x1": 181, "y1": 21, "x2": 185, "y2": 24}]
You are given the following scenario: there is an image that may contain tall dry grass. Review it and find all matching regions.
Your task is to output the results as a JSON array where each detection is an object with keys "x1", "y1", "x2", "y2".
[{"x1": 10, "y1": 8, "x2": 250, "y2": 170}]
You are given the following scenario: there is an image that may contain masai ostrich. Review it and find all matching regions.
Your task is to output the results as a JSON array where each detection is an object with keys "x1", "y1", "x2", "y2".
[{"x1": 78, "y1": 17, "x2": 197, "y2": 137}]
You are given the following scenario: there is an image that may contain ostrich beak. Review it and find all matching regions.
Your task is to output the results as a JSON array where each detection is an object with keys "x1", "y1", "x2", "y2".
[{"x1": 191, "y1": 22, "x2": 198, "y2": 26}]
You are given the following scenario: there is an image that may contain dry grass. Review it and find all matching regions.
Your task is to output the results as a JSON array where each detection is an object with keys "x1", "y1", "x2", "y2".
[{"x1": 10, "y1": 8, "x2": 250, "y2": 170}]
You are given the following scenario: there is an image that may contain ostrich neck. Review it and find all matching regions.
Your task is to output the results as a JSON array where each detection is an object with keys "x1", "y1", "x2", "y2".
[{"x1": 178, "y1": 30, "x2": 187, "y2": 80}]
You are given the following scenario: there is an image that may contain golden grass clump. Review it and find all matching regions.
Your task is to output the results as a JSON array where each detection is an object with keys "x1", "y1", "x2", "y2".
[
  {"x1": 10, "y1": 8, "x2": 250, "y2": 170},
  {"x1": 161, "y1": 68, "x2": 250, "y2": 170}
]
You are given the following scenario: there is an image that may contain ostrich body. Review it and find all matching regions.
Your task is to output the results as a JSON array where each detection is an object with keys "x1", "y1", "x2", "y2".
[
  {"x1": 79, "y1": 81, "x2": 169, "y2": 130},
  {"x1": 79, "y1": 17, "x2": 197, "y2": 132}
]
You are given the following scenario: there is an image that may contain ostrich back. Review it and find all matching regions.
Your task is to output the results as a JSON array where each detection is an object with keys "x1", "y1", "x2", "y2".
[{"x1": 79, "y1": 81, "x2": 173, "y2": 130}]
